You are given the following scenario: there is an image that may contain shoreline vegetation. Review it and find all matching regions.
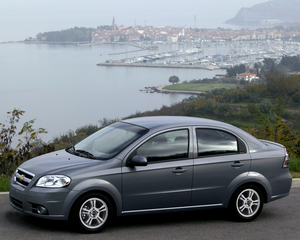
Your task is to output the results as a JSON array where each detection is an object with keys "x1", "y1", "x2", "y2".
[{"x1": 161, "y1": 82, "x2": 237, "y2": 93}]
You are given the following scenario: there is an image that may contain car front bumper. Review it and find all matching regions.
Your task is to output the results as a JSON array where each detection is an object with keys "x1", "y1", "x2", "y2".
[{"x1": 9, "y1": 178, "x2": 71, "y2": 220}]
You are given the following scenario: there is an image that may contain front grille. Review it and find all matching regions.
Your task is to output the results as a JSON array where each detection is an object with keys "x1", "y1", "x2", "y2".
[
  {"x1": 15, "y1": 168, "x2": 35, "y2": 188},
  {"x1": 11, "y1": 197, "x2": 23, "y2": 210}
]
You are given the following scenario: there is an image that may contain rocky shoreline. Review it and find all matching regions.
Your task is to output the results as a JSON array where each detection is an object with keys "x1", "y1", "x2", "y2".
[{"x1": 141, "y1": 86, "x2": 203, "y2": 95}]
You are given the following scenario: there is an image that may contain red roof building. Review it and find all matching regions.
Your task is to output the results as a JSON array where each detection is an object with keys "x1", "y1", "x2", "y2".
[{"x1": 236, "y1": 72, "x2": 257, "y2": 82}]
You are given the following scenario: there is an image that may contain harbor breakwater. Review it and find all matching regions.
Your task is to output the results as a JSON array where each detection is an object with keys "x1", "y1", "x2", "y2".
[{"x1": 97, "y1": 62, "x2": 220, "y2": 70}]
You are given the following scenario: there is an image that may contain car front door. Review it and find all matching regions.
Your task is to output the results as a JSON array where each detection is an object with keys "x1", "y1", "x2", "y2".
[
  {"x1": 191, "y1": 127, "x2": 251, "y2": 206},
  {"x1": 122, "y1": 128, "x2": 193, "y2": 212}
]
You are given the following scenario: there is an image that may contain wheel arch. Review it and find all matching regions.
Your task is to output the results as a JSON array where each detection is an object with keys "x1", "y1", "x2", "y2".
[
  {"x1": 65, "y1": 179, "x2": 122, "y2": 220},
  {"x1": 225, "y1": 172, "x2": 272, "y2": 207}
]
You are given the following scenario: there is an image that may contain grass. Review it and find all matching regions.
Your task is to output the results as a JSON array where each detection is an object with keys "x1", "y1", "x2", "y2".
[
  {"x1": 163, "y1": 83, "x2": 237, "y2": 92},
  {"x1": 291, "y1": 172, "x2": 300, "y2": 178},
  {"x1": 290, "y1": 156, "x2": 300, "y2": 174}
]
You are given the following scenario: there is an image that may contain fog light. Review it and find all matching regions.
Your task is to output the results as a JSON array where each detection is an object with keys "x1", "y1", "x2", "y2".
[{"x1": 37, "y1": 206, "x2": 48, "y2": 215}]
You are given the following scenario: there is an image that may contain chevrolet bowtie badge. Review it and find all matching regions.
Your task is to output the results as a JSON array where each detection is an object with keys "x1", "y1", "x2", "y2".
[{"x1": 19, "y1": 175, "x2": 25, "y2": 182}]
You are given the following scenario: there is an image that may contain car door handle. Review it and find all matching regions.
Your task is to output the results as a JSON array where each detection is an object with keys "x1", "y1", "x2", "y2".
[
  {"x1": 231, "y1": 161, "x2": 244, "y2": 167},
  {"x1": 172, "y1": 167, "x2": 187, "y2": 174}
]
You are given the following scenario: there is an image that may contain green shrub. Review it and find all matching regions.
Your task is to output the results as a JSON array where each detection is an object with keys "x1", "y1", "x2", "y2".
[
  {"x1": 290, "y1": 156, "x2": 300, "y2": 173},
  {"x1": 0, "y1": 174, "x2": 11, "y2": 192}
]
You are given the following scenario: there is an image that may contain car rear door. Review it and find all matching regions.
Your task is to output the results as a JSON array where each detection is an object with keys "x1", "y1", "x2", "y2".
[{"x1": 191, "y1": 127, "x2": 251, "y2": 206}]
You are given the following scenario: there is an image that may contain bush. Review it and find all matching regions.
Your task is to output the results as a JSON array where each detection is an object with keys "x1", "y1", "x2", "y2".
[
  {"x1": 257, "y1": 99, "x2": 273, "y2": 114},
  {"x1": 290, "y1": 156, "x2": 300, "y2": 173},
  {"x1": 245, "y1": 98, "x2": 300, "y2": 158},
  {"x1": 0, "y1": 174, "x2": 11, "y2": 192},
  {"x1": 0, "y1": 109, "x2": 48, "y2": 176}
]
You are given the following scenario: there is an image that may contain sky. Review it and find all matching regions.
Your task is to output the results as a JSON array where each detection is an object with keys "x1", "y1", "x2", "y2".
[{"x1": 0, "y1": 0, "x2": 269, "y2": 42}]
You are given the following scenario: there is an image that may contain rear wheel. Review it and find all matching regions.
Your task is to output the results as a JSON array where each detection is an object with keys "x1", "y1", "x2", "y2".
[
  {"x1": 71, "y1": 193, "x2": 113, "y2": 233},
  {"x1": 230, "y1": 185, "x2": 264, "y2": 221}
]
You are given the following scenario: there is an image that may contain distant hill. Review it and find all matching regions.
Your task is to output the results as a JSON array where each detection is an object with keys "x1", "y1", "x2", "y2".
[{"x1": 226, "y1": 0, "x2": 300, "y2": 26}]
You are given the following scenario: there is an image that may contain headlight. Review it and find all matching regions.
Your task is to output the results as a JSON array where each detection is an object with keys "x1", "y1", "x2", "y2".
[{"x1": 36, "y1": 175, "x2": 71, "y2": 188}]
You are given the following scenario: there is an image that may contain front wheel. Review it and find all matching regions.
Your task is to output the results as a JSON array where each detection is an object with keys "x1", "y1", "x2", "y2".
[
  {"x1": 71, "y1": 193, "x2": 113, "y2": 233},
  {"x1": 230, "y1": 185, "x2": 264, "y2": 221}
]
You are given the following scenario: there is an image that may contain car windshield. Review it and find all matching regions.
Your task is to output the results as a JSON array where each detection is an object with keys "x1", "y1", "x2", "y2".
[{"x1": 72, "y1": 122, "x2": 148, "y2": 159}]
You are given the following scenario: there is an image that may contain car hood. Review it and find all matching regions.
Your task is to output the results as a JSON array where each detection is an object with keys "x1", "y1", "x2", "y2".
[{"x1": 19, "y1": 149, "x2": 105, "y2": 176}]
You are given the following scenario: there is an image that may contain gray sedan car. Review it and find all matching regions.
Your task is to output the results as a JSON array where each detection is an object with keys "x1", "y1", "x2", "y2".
[{"x1": 9, "y1": 116, "x2": 292, "y2": 232}]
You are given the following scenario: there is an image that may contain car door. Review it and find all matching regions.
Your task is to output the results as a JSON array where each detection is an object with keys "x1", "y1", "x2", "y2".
[
  {"x1": 191, "y1": 127, "x2": 251, "y2": 206},
  {"x1": 122, "y1": 128, "x2": 193, "y2": 212}
]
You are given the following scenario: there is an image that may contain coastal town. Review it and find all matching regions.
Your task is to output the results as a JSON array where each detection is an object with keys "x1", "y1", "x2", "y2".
[
  {"x1": 15, "y1": 18, "x2": 300, "y2": 73},
  {"x1": 91, "y1": 18, "x2": 300, "y2": 43},
  {"x1": 90, "y1": 19, "x2": 300, "y2": 71}
]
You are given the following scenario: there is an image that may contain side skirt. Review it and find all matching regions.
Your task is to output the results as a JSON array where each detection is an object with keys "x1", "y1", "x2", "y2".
[{"x1": 121, "y1": 203, "x2": 223, "y2": 215}]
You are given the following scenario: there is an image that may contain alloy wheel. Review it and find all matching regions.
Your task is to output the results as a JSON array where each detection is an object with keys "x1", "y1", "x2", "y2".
[
  {"x1": 79, "y1": 197, "x2": 108, "y2": 229},
  {"x1": 236, "y1": 188, "x2": 261, "y2": 218}
]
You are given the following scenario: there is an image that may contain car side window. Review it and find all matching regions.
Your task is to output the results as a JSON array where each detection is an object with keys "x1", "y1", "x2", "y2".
[
  {"x1": 133, "y1": 129, "x2": 189, "y2": 163},
  {"x1": 196, "y1": 129, "x2": 240, "y2": 157}
]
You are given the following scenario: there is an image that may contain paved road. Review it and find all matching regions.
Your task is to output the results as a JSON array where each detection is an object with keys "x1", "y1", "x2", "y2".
[{"x1": 1, "y1": 188, "x2": 299, "y2": 240}]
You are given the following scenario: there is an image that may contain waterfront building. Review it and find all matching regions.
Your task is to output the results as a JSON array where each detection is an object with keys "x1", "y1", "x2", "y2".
[{"x1": 236, "y1": 72, "x2": 257, "y2": 82}]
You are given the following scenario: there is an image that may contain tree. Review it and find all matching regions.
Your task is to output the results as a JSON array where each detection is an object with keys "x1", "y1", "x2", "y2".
[
  {"x1": 37, "y1": 27, "x2": 94, "y2": 42},
  {"x1": 265, "y1": 73, "x2": 300, "y2": 97},
  {"x1": 254, "y1": 62, "x2": 263, "y2": 77},
  {"x1": 244, "y1": 98, "x2": 300, "y2": 157},
  {"x1": 169, "y1": 75, "x2": 180, "y2": 84},
  {"x1": 263, "y1": 58, "x2": 276, "y2": 73},
  {"x1": 226, "y1": 64, "x2": 246, "y2": 77},
  {"x1": 0, "y1": 109, "x2": 48, "y2": 175},
  {"x1": 280, "y1": 55, "x2": 300, "y2": 72}
]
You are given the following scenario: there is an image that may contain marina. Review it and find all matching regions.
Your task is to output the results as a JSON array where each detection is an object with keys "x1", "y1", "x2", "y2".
[{"x1": 98, "y1": 40, "x2": 300, "y2": 70}]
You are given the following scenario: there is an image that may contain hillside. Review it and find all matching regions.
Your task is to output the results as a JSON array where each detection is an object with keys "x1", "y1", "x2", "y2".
[{"x1": 226, "y1": 0, "x2": 300, "y2": 26}]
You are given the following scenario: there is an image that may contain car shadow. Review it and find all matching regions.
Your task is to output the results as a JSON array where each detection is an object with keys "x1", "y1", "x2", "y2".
[
  {"x1": 5, "y1": 209, "x2": 72, "y2": 233},
  {"x1": 6, "y1": 208, "x2": 229, "y2": 233},
  {"x1": 110, "y1": 208, "x2": 229, "y2": 230}
]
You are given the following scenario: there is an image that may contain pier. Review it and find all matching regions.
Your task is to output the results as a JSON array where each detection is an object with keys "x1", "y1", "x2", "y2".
[
  {"x1": 108, "y1": 49, "x2": 146, "y2": 56},
  {"x1": 108, "y1": 43, "x2": 158, "y2": 56},
  {"x1": 97, "y1": 47, "x2": 221, "y2": 70}
]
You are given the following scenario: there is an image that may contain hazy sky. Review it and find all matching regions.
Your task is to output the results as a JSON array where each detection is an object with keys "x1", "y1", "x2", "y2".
[{"x1": 1, "y1": 0, "x2": 269, "y2": 41}]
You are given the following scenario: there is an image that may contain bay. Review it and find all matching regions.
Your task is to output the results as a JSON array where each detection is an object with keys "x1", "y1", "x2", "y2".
[{"x1": 0, "y1": 43, "x2": 225, "y2": 142}]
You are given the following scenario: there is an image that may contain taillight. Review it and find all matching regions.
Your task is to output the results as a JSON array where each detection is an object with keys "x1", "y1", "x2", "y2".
[{"x1": 282, "y1": 149, "x2": 289, "y2": 168}]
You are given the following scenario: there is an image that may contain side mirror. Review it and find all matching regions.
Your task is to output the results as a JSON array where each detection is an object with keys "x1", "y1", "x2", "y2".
[{"x1": 126, "y1": 155, "x2": 148, "y2": 167}]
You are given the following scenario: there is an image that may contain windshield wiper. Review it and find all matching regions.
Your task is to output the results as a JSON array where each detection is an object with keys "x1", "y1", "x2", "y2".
[
  {"x1": 66, "y1": 146, "x2": 76, "y2": 154},
  {"x1": 67, "y1": 146, "x2": 96, "y2": 159},
  {"x1": 75, "y1": 149, "x2": 96, "y2": 159}
]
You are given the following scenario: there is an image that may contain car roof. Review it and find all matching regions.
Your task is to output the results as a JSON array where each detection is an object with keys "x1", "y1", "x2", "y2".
[
  {"x1": 122, "y1": 116, "x2": 230, "y2": 130},
  {"x1": 122, "y1": 116, "x2": 265, "y2": 151}
]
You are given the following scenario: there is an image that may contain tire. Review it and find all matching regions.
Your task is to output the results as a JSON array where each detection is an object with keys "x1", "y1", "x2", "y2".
[
  {"x1": 71, "y1": 193, "x2": 114, "y2": 233},
  {"x1": 230, "y1": 185, "x2": 264, "y2": 222}
]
